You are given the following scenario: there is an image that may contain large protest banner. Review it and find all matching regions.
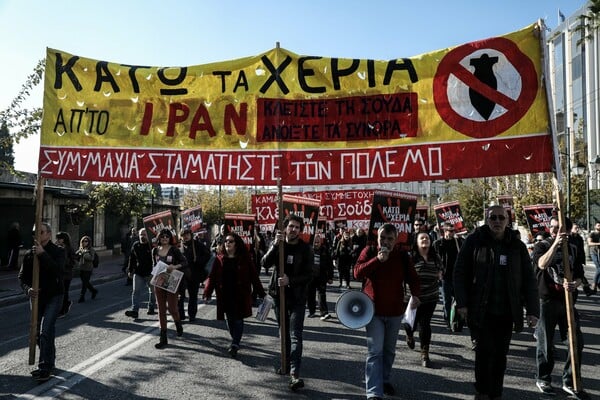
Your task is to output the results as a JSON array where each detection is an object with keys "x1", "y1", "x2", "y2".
[
  {"x1": 367, "y1": 190, "x2": 417, "y2": 245},
  {"x1": 40, "y1": 24, "x2": 551, "y2": 186}
]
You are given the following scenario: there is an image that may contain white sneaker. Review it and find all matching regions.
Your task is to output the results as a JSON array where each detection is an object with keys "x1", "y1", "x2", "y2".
[
  {"x1": 320, "y1": 313, "x2": 331, "y2": 321},
  {"x1": 536, "y1": 381, "x2": 555, "y2": 395}
]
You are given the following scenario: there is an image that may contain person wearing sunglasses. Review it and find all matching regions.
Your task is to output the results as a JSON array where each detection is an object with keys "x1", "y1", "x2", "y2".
[
  {"x1": 203, "y1": 232, "x2": 265, "y2": 358},
  {"x1": 454, "y1": 205, "x2": 539, "y2": 400},
  {"x1": 152, "y1": 228, "x2": 187, "y2": 349},
  {"x1": 261, "y1": 214, "x2": 313, "y2": 391}
]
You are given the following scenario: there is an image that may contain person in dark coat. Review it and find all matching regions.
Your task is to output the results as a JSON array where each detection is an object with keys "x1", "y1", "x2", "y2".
[
  {"x1": 55, "y1": 231, "x2": 76, "y2": 318},
  {"x1": 179, "y1": 228, "x2": 211, "y2": 322},
  {"x1": 203, "y1": 232, "x2": 265, "y2": 358},
  {"x1": 306, "y1": 234, "x2": 334, "y2": 320},
  {"x1": 454, "y1": 205, "x2": 539, "y2": 400},
  {"x1": 18, "y1": 222, "x2": 65, "y2": 382},
  {"x1": 7, "y1": 222, "x2": 22, "y2": 270}
]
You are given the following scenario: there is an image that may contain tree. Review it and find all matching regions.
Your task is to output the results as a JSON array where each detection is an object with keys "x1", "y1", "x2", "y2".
[
  {"x1": 81, "y1": 183, "x2": 152, "y2": 224},
  {"x1": 0, "y1": 123, "x2": 14, "y2": 169},
  {"x1": 575, "y1": 0, "x2": 600, "y2": 44},
  {"x1": 449, "y1": 174, "x2": 556, "y2": 229},
  {"x1": 0, "y1": 59, "x2": 44, "y2": 174},
  {"x1": 182, "y1": 187, "x2": 250, "y2": 227}
]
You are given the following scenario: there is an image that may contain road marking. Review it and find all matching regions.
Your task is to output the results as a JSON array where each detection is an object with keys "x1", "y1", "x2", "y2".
[{"x1": 15, "y1": 303, "x2": 207, "y2": 399}]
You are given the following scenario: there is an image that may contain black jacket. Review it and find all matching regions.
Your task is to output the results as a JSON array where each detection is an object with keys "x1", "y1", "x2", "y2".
[
  {"x1": 181, "y1": 238, "x2": 212, "y2": 281},
  {"x1": 454, "y1": 226, "x2": 539, "y2": 333},
  {"x1": 19, "y1": 241, "x2": 65, "y2": 300},
  {"x1": 262, "y1": 240, "x2": 313, "y2": 306},
  {"x1": 128, "y1": 240, "x2": 153, "y2": 277}
]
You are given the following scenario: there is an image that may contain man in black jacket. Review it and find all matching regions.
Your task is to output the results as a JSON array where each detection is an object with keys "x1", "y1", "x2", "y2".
[
  {"x1": 179, "y1": 228, "x2": 211, "y2": 322},
  {"x1": 532, "y1": 217, "x2": 589, "y2": 398},
  {"x1": 454, "y1": 205, "x2": 539, "y2": 400},
  {"x1": 261, "y1": 214, "x2": 313, "y2": 392},
  {"x1": 433, "y1": 222, "x2": 463, "y2": 329},
  {"x1": 125, "y1": 228, "x2": 156, "y2": 319},
  {"x1": 19, "y1": 222, "x2": 66, "y2": 382},
  {"x1": 306, "y1": 234, "x2": 334, "y2": 320}
]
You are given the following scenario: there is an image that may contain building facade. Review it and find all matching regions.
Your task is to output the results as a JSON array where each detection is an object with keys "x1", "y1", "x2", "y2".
[{"x1": 547, "y1": 1, "x2": 600, "y2": 189}]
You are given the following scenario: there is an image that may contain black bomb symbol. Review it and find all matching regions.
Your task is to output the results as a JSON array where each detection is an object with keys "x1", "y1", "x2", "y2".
[{"x1": 469, "y1": 53, "x2": 499, "y2": 120}]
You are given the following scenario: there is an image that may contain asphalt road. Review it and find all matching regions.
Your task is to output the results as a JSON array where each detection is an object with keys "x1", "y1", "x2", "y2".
[{"x1": 1, "y1": 267, "x2": 599, "y2": 400}]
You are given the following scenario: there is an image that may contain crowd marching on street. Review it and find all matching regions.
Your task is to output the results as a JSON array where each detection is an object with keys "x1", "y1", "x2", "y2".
[{"x1": 7, "y1": 210, "x2": 600, "y2": 400}]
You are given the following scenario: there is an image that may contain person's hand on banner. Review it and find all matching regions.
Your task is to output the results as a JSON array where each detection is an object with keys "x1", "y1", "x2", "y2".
[{"x1": 278, "y1": 273, "x2": 289, "y2": 287}]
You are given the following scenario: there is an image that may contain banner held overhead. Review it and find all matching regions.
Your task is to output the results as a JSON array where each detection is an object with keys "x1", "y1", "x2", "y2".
[{"x1": 40, "y1": 23, "x2": 551, "y2": 186}]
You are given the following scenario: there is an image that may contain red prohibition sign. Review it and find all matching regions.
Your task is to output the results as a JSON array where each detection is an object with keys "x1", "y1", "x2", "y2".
[{"x1": 433, "y1": 37, "x2": 538, "y2": 138}]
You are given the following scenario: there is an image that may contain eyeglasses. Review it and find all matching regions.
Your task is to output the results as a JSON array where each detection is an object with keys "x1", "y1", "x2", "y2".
[
  {"x1": 224, "y1": 239, "x2": 235, "y2": 244},
  {"x1": 488, "y1": 215, "x2": 506, "y2": 221}
]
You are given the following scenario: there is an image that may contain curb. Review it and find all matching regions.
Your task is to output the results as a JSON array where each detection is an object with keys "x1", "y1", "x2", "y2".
[{"x1": 0, "y1": 272, "x2": 125, "y2": 308}]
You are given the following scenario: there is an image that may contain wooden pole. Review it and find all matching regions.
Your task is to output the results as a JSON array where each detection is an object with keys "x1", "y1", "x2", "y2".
[
  {"x1": 553, "y1": 178, "x2": 581, "y2": 392},
  {"x1": 277, "y1": 178, "x2": 287, "y2": 373},
  {"x1": 28, "y1": 176, "x2": 45, "y2": 365}
]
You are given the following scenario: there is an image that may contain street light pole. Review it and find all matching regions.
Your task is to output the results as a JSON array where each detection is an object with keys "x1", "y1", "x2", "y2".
[{"x1": 566, "y1": 127, "x2": 571, "y2": 217}]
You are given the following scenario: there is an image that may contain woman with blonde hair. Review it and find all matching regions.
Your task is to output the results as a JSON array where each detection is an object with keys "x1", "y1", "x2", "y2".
[{"x1": 75, "y1": 235, "x2": 98, "y2": 303}]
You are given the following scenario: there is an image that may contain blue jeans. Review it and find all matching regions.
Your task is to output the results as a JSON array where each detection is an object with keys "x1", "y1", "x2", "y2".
[
  {"x1": 592, "y1": 253, "x2": 600, "y2": 286},
  {"x1": 225, "y1": 315, "x2": 244, "y2": 347},
  {"x1": 132, "y1": 274, "x2": 156, "y2": 312},
  {"x1": 274, "y1": 301, "x2": 306, "y2": 377},
  {"x1": 35, "y1": 294, "x2": 63, "y2": 371},
  {"x1": 365, "y1": 315, "x2": 402, "y2": 399},
  {"x1": 536, "y1": 298, "x2": 584, "y2": 387},
  {"x1": 441, "y1": 278, "x2": 454, "y2": 323}
]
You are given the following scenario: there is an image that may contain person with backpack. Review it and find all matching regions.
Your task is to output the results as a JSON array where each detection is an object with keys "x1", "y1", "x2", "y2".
[{"x1": 75, "y1": 235, "x2": 98, "y2": 303}]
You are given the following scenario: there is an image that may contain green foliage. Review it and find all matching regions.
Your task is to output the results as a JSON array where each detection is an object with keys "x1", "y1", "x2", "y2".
[
  {"x1": 0, "y1": 59, "x2": 44, "y2": 174},
  {"x1": 449, "y1": 174, "x2": 558, "y2": 228},
  {"x1": 447, "y1": 180, "x2": 488, "y2": 229},
  {"x1": 81, "y1": 183, "x2": 152, "y2": 223},
  {"x1": 182, "y1": 187, "x2": 250, "y2": 227},
  {"x1": 575, "y1": 0, "x2": 600, "y2": 44},
  {"x1": 0, "y1": 123, "x2": 14, "y2": 168}
]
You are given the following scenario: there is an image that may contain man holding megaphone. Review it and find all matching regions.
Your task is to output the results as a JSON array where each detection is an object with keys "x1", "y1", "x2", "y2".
[{"x1": 354, "y1": 223, "x2": 421, "y2": 400}]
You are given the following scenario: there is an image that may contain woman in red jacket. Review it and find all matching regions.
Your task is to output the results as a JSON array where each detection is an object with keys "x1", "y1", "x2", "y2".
[{"x1": 204, "y1": 232, "x2": 266, "y2": 357}]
